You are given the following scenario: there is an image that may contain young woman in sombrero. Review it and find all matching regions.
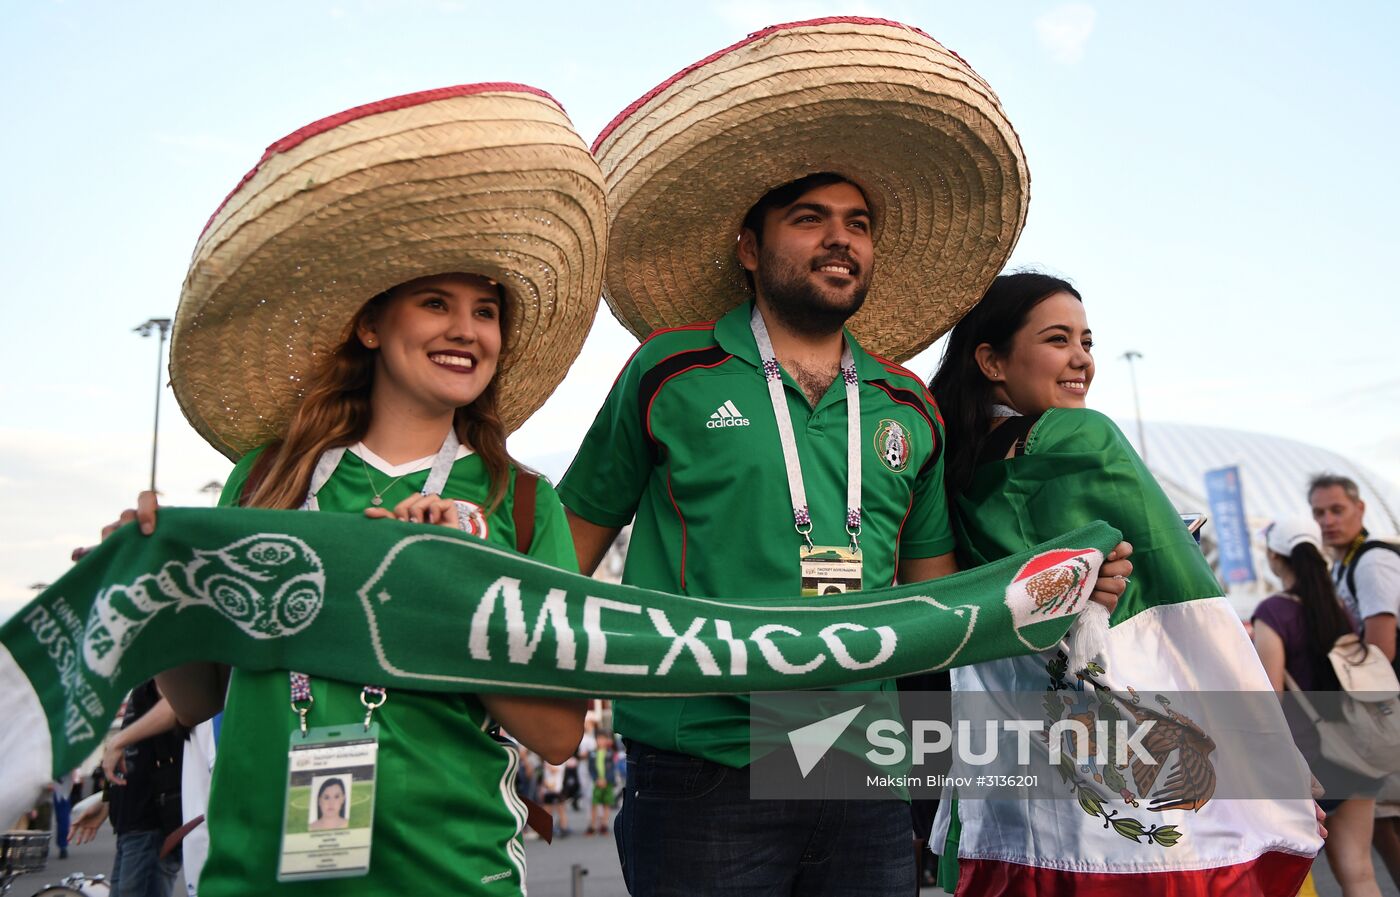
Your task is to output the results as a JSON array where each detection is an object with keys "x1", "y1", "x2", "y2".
[{"x1": 102, "y1": 83, "x2": 607, "y2": 895}]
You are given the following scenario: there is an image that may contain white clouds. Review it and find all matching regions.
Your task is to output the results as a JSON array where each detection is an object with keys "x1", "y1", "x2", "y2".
[{"x1": 1035, "y1": 3, "x2": 1096, "y2": 64}]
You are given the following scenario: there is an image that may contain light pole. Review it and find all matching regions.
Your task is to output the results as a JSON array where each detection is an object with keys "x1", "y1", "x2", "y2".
[
  {"x1": 135, "y1": 318, "x2": 173, "y2": 492},
  {"x1": 1121, "y1": 350, "x2": 1147, "y2": 462}
]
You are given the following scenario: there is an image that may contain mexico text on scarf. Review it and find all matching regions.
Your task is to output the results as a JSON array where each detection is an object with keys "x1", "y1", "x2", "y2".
[{"x1": 0, "y1": 507, "x2": 1117, "y2": 817}]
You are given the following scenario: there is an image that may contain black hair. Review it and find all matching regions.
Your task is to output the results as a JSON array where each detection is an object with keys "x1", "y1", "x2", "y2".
[
  {"x1": 316, "y1": 777, "x2": 347, "y2": 819},
  {"x1": 1278, "y1": 542, "x2": 1356, "y2": 689},
  {"x1": 738, "y1": 173, "x2": 869, "y2": 290},
  {"x1": 929, "y1": 272, "x2": 1082, "y2": 496}
]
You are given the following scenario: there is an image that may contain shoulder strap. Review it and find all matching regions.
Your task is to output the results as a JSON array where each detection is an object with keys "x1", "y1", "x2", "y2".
[
  {"x1": 1281, "y1": 669, "x2": 1326, "y2": 724},
  {"x1": 513, "y1": 472, "x2": 538, "y2": 555},
  {"x1": 238, "y1": 447, "x2": 279, "y2": 507},
  {"x1": 976, "y1": 414, "x2": 1040, "y2": 466},
  {"x1": 1345, "y1": 540, "x2": 1400, "y2": 600}
]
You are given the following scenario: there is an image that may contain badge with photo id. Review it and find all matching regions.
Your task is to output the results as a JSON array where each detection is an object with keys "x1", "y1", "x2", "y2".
[
  {"x1": 278, "y1": 724, "x2": 380, "y2": 882},
  {"x1": 800, "y1": 545, "x2": 863, "y2": 596}
]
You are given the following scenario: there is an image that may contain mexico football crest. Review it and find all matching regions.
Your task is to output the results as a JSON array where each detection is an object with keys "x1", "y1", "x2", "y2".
[
  {"x1": 456, "y1": 500, "x2": 489, "y2": 538},
  {"x1": 874, "y1": 419, "x2": 910, "y2": 472}
]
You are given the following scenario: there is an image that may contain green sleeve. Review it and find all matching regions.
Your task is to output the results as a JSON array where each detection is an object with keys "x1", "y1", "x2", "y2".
[
  {"x1": 217, "y1": 446, "x2": 268, "y2": 509},
  {"x1": 557, "y1": 350, "x2": 653, "y2": 528},
  {"x1": 896, "y1": 403, "x2": 957, "y2": 559},
  {"x1": 527, "y1": 478, "x2": 580, "y2": 574}
]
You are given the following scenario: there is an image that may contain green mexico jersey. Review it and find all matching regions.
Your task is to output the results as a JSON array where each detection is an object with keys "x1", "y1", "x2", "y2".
[
  {"x1": 560, "y1": 302, "x2": 954, "y2": 766},
  {"x1": 200, "y1": 445, "x2": 576, "y2": 897}
]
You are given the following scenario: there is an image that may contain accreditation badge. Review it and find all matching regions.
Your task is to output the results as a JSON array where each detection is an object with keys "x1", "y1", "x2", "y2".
[
  {"x1": 278, "y1": 724, "x2": 380, "y2": 881},
  {"x1": 800, "y1": 545, "x2": 863, "y2": 596}
]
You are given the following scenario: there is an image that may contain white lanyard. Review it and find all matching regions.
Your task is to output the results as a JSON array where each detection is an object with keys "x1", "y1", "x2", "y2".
[
  {"x1": 289, "y1": 428, "x2": 460, "y2": 732},
  {"x1": 750, "y1": 307, "x2": 862, "y2": 552},
  {"x1": 301, "y1": 430, "x2": 461, "y2": 511}
]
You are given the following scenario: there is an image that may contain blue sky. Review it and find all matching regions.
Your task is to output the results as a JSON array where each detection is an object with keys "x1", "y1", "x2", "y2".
[{"x1": 2, "y1": 1, "x2": 1397, "y2": 618}]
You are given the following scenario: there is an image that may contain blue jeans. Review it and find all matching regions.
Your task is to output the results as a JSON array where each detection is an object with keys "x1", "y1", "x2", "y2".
[
  {"x1": 615, "y1": 742, "x2": 913, "y2": 896},
  {"x1": 111, "y1": 829, "x2": 180, "y2": 897},
  {"x1": 52, "y1": 794, "x2": 71, "y2": 852}
]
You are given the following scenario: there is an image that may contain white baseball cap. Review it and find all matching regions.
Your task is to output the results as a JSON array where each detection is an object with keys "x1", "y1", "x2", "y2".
[{"x1": 1263, "y1": 516, "x2": 1324, "y2": 557}]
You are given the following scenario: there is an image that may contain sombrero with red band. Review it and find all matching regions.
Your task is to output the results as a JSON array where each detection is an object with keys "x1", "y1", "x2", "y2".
[
  {"x1": 172, "y1": 83, "x2": 607, "y2": 460},
  {"x1": 593, "y1": 17, "x2": 1030, "y2": 362}
]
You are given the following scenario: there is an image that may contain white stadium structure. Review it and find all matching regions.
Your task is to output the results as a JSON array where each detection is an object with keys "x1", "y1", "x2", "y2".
[
  {"x1": 1115, "y1": 419, "x2": 1399, "y2": 616},
  {"x1": 531, "y1": 422, "x2": 1400, "y2": 617}
]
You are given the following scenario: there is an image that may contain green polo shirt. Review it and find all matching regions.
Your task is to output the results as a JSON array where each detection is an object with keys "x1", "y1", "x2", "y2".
[{"x1": 560, "y1": 302, "x2": 954, "y2": 767}]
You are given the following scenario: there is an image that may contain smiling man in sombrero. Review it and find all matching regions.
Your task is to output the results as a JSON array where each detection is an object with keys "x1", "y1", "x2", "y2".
[{"x1": 558, "y1": 17, "x2": 1118, "y2": 895}]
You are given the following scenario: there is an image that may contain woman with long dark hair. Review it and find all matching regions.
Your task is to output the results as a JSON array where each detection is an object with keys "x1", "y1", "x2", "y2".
[
  {"x1": 1254, "y1": 517, "x2": 1381, "y2": 897},
  {"x1": 925, "y1": 271, "x2": 1321, "y2": 895},
  {"x1": 309, "y1": 778, "x2": 349, "y2": 832},
  {"x1": 931, "y1": 271, "x2": 1085, "y2": 499}
]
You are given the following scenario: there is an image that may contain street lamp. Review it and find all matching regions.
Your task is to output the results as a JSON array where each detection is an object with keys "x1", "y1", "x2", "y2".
[
  {"x1": 134, "y1": 318, "x2": 173, "y2": 493},
  {"x1": 1120, "y1": 350, "x2": 1147, "y2": 462},
  {"x1": 201, "y1": 480, "x2": 225, "y2": 506}
]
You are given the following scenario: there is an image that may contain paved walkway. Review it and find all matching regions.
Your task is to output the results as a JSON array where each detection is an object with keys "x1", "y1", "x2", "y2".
[{"x1": 7, "y1": 820, "x2": 1396, "y2": 896}]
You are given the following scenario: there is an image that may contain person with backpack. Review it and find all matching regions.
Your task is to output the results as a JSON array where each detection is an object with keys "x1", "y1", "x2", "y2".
[
  {"x1": 1253, "y1": 516, "x2": 1383, "y2": 897},
  {"x1": 1311, "y1": 475, "x2": 1400, "y2": 668},
  {"x1": 1310, "y1": 473, "x2": 1400, "y2": 884}
]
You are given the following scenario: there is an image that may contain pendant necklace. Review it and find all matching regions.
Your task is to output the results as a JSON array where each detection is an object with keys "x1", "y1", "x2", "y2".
[{"x1": 360, "y1": 456, "x2": 410, "y2": 506}]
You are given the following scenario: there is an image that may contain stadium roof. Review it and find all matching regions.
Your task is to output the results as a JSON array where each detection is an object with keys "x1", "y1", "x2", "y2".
[{"x1": 1116, "y1": 419, "x2": 1398, "y2": 538}]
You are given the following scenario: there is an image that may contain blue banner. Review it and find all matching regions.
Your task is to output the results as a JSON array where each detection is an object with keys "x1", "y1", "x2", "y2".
[{"x1": 1204, "y1": 465, "x2": 1256, "y2": 585}]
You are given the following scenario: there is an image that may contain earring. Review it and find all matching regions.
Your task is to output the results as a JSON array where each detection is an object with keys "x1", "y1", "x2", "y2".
[{"x1": 366, "y1": 337, "x2": 376, "y2": 346}]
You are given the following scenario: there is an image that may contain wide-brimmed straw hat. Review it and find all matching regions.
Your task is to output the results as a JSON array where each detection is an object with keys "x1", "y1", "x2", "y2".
[
  {"x1": 594, "y1": 17, "x2": 1029, "y2": 362},
  {"x1": 172, "y1": 83, "x2": 607, "y2": 459}
]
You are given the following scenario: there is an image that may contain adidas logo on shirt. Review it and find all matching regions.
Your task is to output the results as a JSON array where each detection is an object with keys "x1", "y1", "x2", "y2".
[{"x1": 706, "y1": 400, "x2": 751, "y2": 429}]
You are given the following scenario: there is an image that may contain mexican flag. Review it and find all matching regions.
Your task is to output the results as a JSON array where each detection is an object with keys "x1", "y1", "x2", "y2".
[
  {"x1": 1004, "y1": 547, "x2": 1101, "y2": 652},
  {"x1": 934, "y1": 409, "x2": 1321, "y2": 896}
]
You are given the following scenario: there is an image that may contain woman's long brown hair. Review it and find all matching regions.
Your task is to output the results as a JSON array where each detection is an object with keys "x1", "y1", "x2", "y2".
[{"x1": 244, "y1": 281, "x2": 517, "y2": 514}]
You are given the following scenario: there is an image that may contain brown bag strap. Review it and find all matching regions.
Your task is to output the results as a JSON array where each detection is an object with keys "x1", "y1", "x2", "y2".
[
  {"x1": 160, "y1": 814, "x2": 204, "y2": 858},
  {"x1": 513, "y1": 471, "x2": 538, "y2": 555},
  {"x1": 522, "y1": 794, "x2": 554, "y2": 843}
]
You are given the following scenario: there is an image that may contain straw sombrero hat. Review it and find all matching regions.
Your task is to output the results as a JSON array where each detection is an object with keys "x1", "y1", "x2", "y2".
[
  {"x1": 594, "y1": 17, "x2": 1029, "y2": 362},
  {"x1": 172, "y1": 83, "x2": 606, "y2": 460}
]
